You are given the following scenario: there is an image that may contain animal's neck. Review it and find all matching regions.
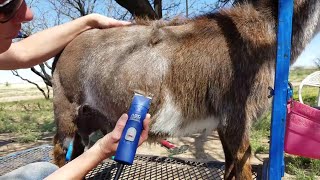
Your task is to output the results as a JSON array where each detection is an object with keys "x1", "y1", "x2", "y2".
[{"x1": 291, "y1": 0, "x2": 320, "y2": 62}]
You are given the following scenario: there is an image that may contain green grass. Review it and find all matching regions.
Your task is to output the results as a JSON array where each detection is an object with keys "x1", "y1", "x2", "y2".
[
  {"x1": 286, "y1": 156, "x2": 320, "y2": 180},
  {"x1": 289, "y1": 68, "x2": 318, "y2": 83},
  {"x1": 251, "y1": 112, "x2": 270, "y2": 154},
  {"x1": 0, "y1": 99, "x2": 55, "y2": 142},
  {"x1": 294, "y1": 86, "x2": 319, "y2": 106},
  {"x1": 251, "y1": 111, "x2": 320, "y2": 178}
]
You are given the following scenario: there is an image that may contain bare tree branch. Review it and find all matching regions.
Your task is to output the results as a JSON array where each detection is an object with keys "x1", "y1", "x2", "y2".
[
  {"x1": 39, "y1": 64, "x2": 52, "y2": 84},
  {"x1": 186, "y1": 0, "x2": 188, "y2": 18},
  {"x1": 115, "y1": 0, "x2": 158, "y2": 19},
  {"x1": 11, "y1": 70, "x2": 50, "y2": 99},
  {"x1": 46, "y1": 85, "x2": 51, "y2": 99},
  {"x1": 154, "y1": 0, "x2": 162, "y2": 19},
  {"x1": 48, "y1": 0, "x2": 98, "y2": 20},
  {"x1": 44, "y1": 62, "x2": 52, "y2": 70},
  {"x1": 161, "y1": 1, "x2": 182, "y2": 18},
  {"x1": 31, "y1": 66, "x2": 52, "y2": 87}
]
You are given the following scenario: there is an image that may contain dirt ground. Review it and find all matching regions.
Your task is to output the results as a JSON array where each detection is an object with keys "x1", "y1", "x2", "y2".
[{"x1": 0, "y1": 133, "x2": 54, "y2": 156}]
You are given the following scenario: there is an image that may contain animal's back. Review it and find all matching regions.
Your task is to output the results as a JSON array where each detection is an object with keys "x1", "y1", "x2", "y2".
[{"x1": 54, "y1": 22, "x2": 222, "y2": 135}]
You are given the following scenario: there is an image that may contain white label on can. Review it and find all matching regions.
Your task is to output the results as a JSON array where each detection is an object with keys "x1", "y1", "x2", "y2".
[{"x1": 125, "y1": 127, "x2": 137, "y2": 141}]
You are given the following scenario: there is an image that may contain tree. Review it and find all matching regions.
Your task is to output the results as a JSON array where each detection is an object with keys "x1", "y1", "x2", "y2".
[
  {"x1": 13, "y1": 0, "x2": 54, "y2": 99},
  {"x1": 113, "y1": 0, "x2": 253, "y2": 20},
  {"x1": 48, "y1": 0, "x2": 100, "y2": 20},
  {"x1": 115, "y1": 0, "x2": 159, "y2": 19}
]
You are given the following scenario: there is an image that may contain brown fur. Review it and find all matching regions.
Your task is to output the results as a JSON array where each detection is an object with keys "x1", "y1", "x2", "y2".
[{"x1": 52, "y1": 0, "x2": 319, "y2": 179}]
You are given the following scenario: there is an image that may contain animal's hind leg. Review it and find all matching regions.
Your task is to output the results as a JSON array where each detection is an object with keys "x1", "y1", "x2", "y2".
[
  {"x1": 218, "y1": 120, "x2": 252, "y2": 180},
  {"x1": 52, "y1": 88, "x2": 79, "y2": 167}
]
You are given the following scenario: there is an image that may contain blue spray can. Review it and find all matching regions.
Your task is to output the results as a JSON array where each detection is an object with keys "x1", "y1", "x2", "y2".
[
  {"x1": 65, "y1": 141, "x2": 73, "y2": 162},
  {"x1": 114, "y1": 93, "x2": 152, "y2": 165}
]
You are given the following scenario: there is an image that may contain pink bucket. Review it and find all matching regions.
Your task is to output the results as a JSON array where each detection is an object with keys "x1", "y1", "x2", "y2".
[{"x1": 284, "y1": 101, "x2": 320, "y2": 159}]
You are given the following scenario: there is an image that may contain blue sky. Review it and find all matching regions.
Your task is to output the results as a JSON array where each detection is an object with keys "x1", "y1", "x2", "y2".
[
  {"x1": 0, "y1": 1, "x2": 319, "y2": 84},
  {"x1": 294, "y1": 33, "x2": 320, "y2": 67}
]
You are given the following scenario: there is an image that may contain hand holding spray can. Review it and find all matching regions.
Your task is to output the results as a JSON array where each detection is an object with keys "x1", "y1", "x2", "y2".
[{"x1": 114, "y1": 93, "x2": 152, "y2": 165}]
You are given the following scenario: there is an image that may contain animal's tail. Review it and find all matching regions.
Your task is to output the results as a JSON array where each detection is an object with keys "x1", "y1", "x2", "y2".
[{"x1": 51, "y1": 50, "x2": 63, "y2": 75}]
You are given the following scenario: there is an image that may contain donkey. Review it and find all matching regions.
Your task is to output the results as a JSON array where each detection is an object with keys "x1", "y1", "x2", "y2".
[{"x1": 52, "y1": 0, "x2": 320, "y2": 179}]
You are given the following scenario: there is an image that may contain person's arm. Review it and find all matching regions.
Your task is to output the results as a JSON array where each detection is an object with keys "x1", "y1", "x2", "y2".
[
  {"x1": 0, "y1": 14, "x2": 130, "y2": 70},
  {"x1": 45, "y1": 113, "x2": 150, "y2": 180}
]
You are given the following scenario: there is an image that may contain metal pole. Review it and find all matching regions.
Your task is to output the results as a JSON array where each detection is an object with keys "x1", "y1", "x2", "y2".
[{"x1": 268, "y1": 0, "x2": 294, "y2": 179}]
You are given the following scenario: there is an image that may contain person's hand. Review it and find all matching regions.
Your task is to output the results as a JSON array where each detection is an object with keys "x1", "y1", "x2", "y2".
[
  {"x1": 87, "y1": 13, "x2": 131, "y2": 29},
  {"x1": 96, "y1": 113, "x2": 150, "y2": 160}
]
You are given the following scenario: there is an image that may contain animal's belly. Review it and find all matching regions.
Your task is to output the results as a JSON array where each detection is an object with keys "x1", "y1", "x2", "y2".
[
  {"x1": 151, "y1": 114, "x2": 220, "y2": 137},
  {"x1": 150, "y1": 94, "x2": 220, "y2": 137}
]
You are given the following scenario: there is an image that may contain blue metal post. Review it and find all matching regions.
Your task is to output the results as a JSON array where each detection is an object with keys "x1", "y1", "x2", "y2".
[{"x1": 268, "y1": 0, "x2": 294, "y2": 179}]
